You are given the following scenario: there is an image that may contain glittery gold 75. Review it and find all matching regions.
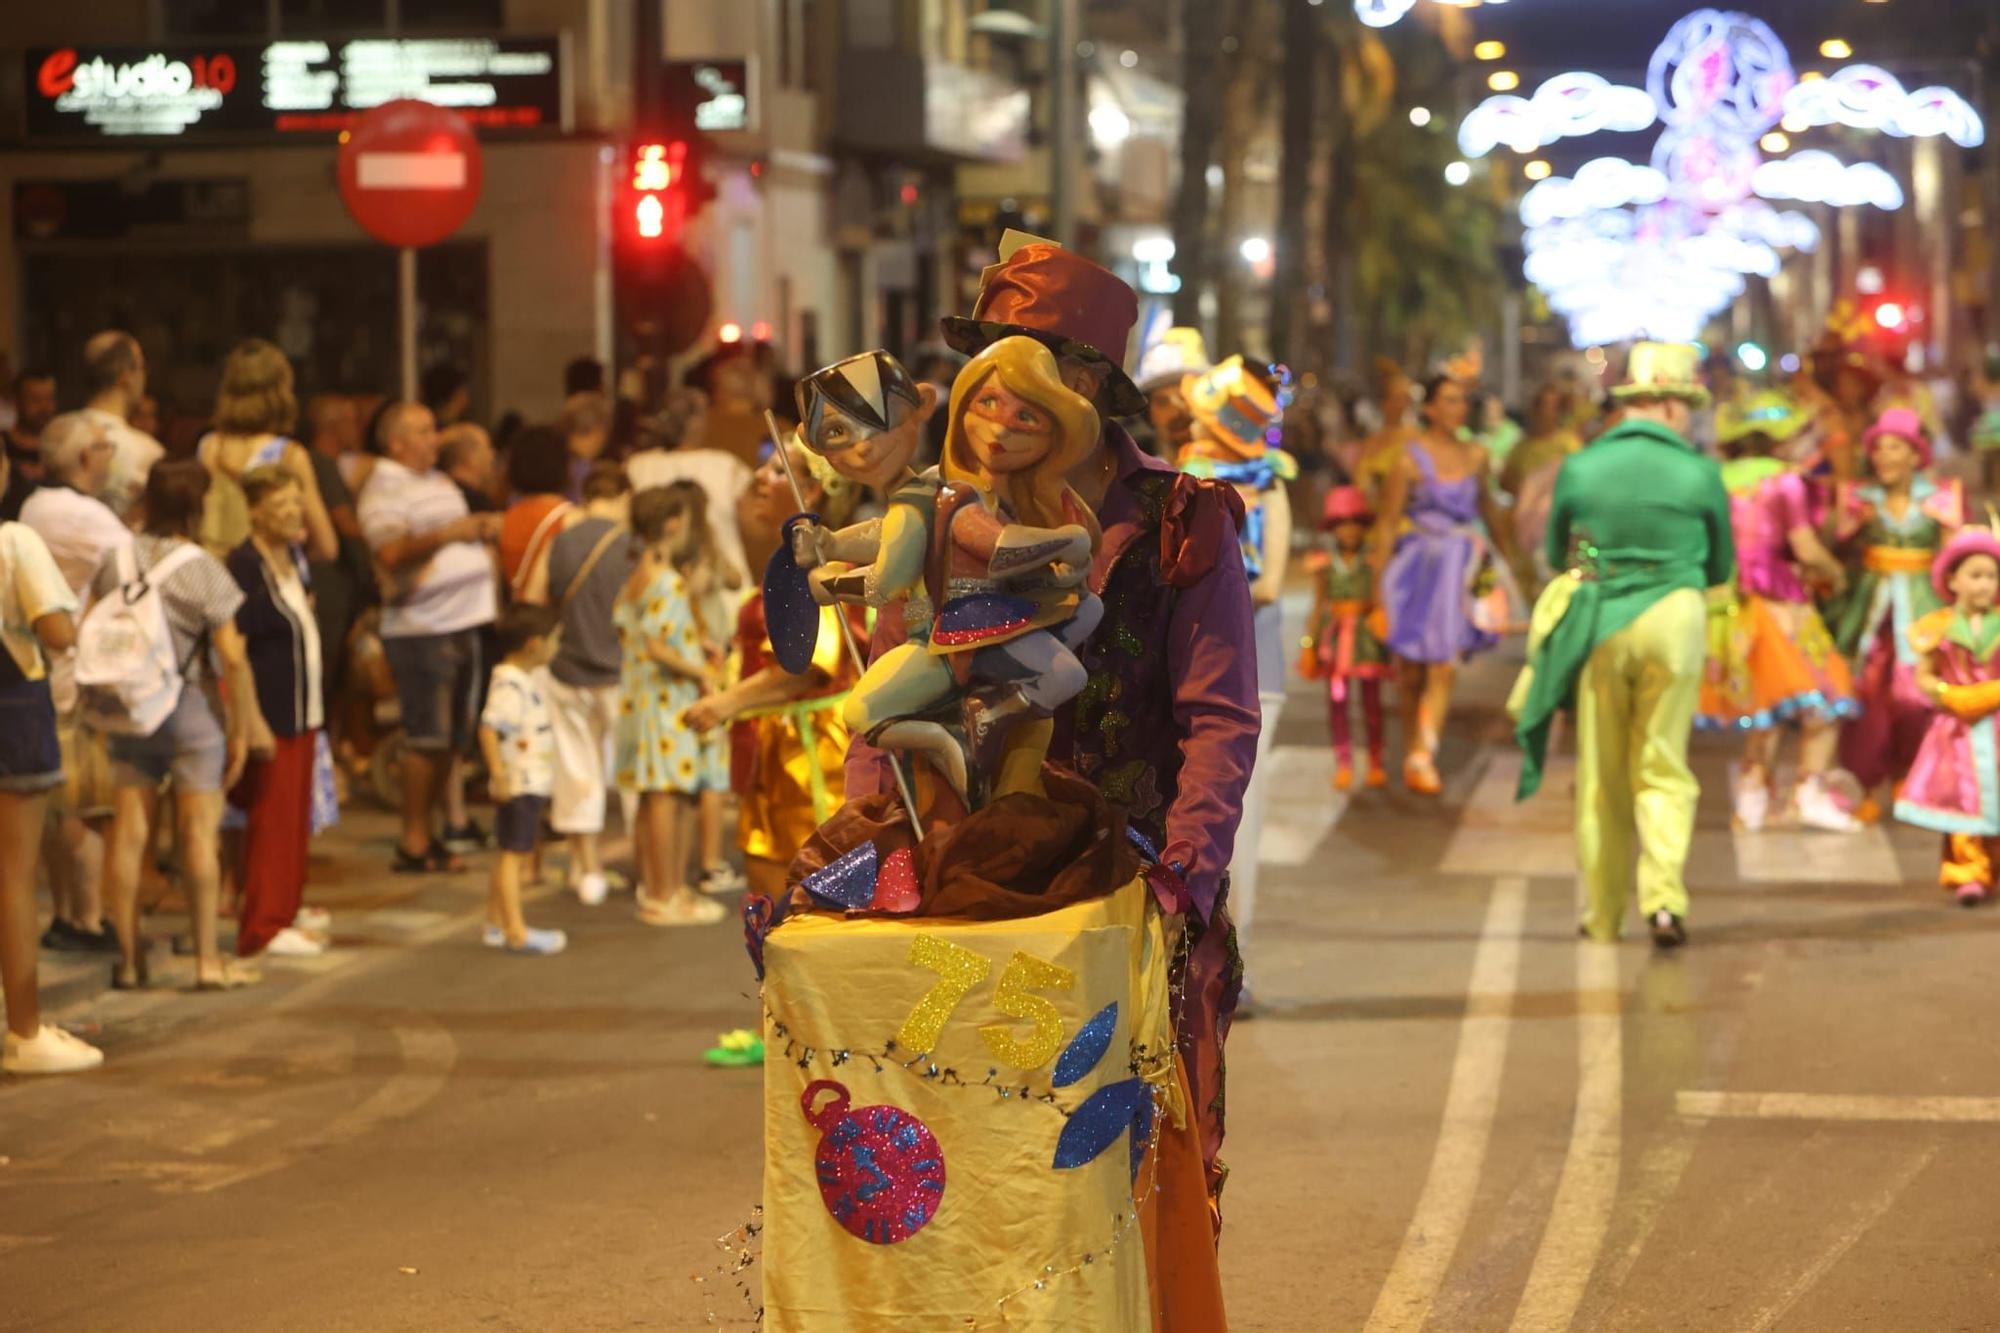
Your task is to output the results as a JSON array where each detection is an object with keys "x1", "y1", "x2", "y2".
[
  {"x1": 895, "y1": 935, "x2": 991, "y2": 1055},
  {"x1": 979, "y1": 952, "x2": 1078, "y2": 1070}
]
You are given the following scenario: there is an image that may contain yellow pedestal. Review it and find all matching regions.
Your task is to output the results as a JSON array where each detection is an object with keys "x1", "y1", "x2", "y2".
[{"x1": 761, "y1": 875, "x2": 1172, "y2": 1331}]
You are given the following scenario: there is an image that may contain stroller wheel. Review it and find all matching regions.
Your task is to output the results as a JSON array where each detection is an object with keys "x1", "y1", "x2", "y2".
[{"x1": 368, "y1": 730, "x2": 408, "y2": 811}]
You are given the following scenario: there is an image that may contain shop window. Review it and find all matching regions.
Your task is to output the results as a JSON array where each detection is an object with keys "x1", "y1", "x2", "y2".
[
  {"x1": 279, "y1": 0, "x2": 390, "y2": 32},
  {"x1": 162, "y1": 0, "x2": 271, "y2": 37}
]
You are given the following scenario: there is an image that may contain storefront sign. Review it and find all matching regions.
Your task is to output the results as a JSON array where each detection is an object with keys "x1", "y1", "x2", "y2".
[
  {"x1": 665, "y1": 59, "x2": 754, "y2": 133},
  {"x1": 25, "y1": 37, "x2": 565, "y2": 141},
  {"x1": 13, "y1": 178, "x2": 250, "y2": 241}
]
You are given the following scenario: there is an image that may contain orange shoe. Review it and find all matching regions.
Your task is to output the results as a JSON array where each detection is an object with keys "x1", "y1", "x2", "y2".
[
  {"x1": 1365, "y1": 759, "x2": 1389, "y2": 789},
  {"x1": 1333, "y1": 763, "x2": 1354, "y2": 792},
  {"x1": 1854, "y1": 796, "x2": 1883, "y2": 825},
  {"x1": 1404, "y1": 752, "x2": 1442, "y2": 796}
]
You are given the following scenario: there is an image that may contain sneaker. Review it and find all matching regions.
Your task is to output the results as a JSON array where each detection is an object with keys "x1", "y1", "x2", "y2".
[
  {"x1": 574, "y1": 872, "x2": 609, "y2": 907},
  {"x1": 482, "y1": 924, "x2": 506, "y2": 949},
  {"x1": 262, "y1": 926, "x2": 327, "y2": 958},
  {"x1": 1649, "y1": 909, "x2": 1688, "y2": 949},
  {"x1": 1365, "y1": 759, "x2": 1390, "y2": 789},
  {"x1": 1795, "y1": 777, "x2": 1859, "y2": 833},
  {"x1": 1733, "y1": 771, "x2": 1769, "y2": 832},
  {"x1": 293, "y1": 906, "x2": 332, "y2": 933},
  {"x1": 506, "y1": 927, "x2": 568, "y2": 956},
  {"x1": 1955, "y1": 883, "x2": 1990, "y2": 908},
  {"x1": 699, "y1": 864, "x2": 747, "y2": 896},
  {"x1": 40, "y1": 919, "x2": 119, "y2": 954},
  {"x1": 442, "y1": 821, "x2": 492, "y2": 852},
  {"x1": 1403, "y1": 752, "x2": 1442, "y2": 796},
  {"x1": 3, "y1": 1025, "x2": 105, "y2": 1075},
  {"x1": 636, "y1": 892, "x2": 728, "y2": 927},
  {"x1": 1332, "y1": 763, "x2": 1354, "y2": 793}
]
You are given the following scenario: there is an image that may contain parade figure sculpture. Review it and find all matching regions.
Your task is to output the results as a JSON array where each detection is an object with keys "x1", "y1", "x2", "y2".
[{"x1": 783, "y1": 344, "x2": 1101, "y2": 809}]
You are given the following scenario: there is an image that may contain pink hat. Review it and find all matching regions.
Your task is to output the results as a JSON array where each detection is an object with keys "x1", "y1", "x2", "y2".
[
  {"x1": 1322, "y1": 485, "x2": 1373, "y2": 528},
  {"x1": 1932, "y1": 529, "x2": 2000, "y2": 602},
  {"x1": 1863, "y1": 407, "x2": 1931, "y2": 470}
]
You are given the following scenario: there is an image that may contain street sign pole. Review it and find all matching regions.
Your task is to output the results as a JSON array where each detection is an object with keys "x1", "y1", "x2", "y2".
[{"x1": 399, "y1": 246, "x2": 418, "y2": 401}]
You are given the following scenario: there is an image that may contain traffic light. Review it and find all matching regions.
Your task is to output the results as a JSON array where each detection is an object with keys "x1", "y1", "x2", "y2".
[{"x1": 614, "y1": 129, "x2": 716, "y2": 359}]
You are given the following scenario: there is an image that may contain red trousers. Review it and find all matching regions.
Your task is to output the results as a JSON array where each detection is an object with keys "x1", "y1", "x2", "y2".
[{"x1": 235, "y1": 731, "x2": 316, "y2": 957}]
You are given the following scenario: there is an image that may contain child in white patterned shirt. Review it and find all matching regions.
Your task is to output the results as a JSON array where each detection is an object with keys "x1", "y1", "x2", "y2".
[{"x1": 478, "y1": 605, "x2": 564, "y2": 955}]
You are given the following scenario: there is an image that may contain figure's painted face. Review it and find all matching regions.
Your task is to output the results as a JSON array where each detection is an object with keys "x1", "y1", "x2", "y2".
[
  {"x1": 1869, "y1": 434, "x2": 1919, "y2": 487},
  {"x1": 804, "y1": 397, "x2": 928, "y2": 492},
  {"x1": 960, "y1": 378, "x2": 1056, "y2": 477},
  {"x1": 1953, "y1": 554, "x2": 2000, "y2": 613}
]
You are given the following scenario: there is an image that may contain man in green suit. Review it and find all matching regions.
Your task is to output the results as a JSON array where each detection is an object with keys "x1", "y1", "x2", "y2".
[{"x1": 1515, "y1": 342, "x2": 1736, "y2": 947}]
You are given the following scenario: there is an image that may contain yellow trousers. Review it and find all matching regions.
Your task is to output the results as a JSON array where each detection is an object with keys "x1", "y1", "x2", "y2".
[{"x1": 1575, "y1": 588, "x2": 1705, "y2": 940}]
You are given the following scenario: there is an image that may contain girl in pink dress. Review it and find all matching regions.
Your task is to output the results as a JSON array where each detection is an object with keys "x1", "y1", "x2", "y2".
[
  {"x1": 1698, "y1": 397, "x2": 1858, "y2": 831},
  {"x1": 1894, "y1": 530, "x2": 2000, "y2": 906}
]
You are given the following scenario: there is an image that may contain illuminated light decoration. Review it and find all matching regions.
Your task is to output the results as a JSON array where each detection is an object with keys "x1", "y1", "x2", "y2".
[
  {"x1": 1819, "y1": 39, "x2": 1853, "y2": 60},
  {"x1": 1130, "y1": 235, "x2": 1175, "y2": 264},
  {"x1": 1517, "y1": 158, "x2": 1669, "y2": 229},
  {"x1": 1759, "y1": 131, "x2": 1788, "y2": 153},
  {"x1": 1457, "y1": 72, "x2": 1657, "y2": 159},
  {"x1": 1524, "y1": 159, "x2": 1552, "y2": 181},
  {"x1": 1353, "y1": 0, "x2": 1417, "y2": 28},
  {"x1": 1780, "y1": 64, "x2": 1985, "y2": 148},
  {"x1": 1489, "y1": 70, "x2": 1522, "y2": 93},
  {"x1": 1239, "y1": 236, "x2": 1273, "y2": 264},
  {"x1": 1474, "y1": 41, "x2": 1507, "y2": 61},
  {"x1": 1647, "y1": 9, "x2": 1794, "y2": 140},
  {"x1": 1856, "y1": 265, "x2": 1884, "y2": 295},
  {"x1": 1737, "y1": 342, "x2": 1768, "y2": 372},
  {"x1": 751, "y1": 320, "x2": 773, "y2": 341},
  {"x1": 1779, "y1": 353, "x2": 1801, "y2": 374},
  {"x1": 1444, "y1": 160, "x2": 1472, "y2": 186},
  {"x1": 718, "y1": 321, "x2": 743, "y2": 343},
  {"x1": 1651, "y1": 126, "x2": 1763, "y2": 211},
  {"x1": 1410, "y1": 106, "x2": 1432, "y2": 127},
  {"x1": 1087, "y1": 101, "x2": 1130, "y2": 147},
  {"x1": 1751, "y1": 150, "x2": 1904, "y2": 210}
]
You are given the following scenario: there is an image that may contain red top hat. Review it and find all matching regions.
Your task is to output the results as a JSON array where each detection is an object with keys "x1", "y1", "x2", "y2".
[{"x1": 941, "y1": 237, "x2": 1145, "y2": 418}]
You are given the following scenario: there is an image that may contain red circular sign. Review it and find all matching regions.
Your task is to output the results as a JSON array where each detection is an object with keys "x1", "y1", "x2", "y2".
[{"x1": 336, "y1": 99, "x2": 483, "y2": 249}]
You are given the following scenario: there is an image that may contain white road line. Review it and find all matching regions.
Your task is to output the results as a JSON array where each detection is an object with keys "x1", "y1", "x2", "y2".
[
  {"x1": 1741, "y1": 1144, "x2": 1938, "y2": 1333},
  {"x1": 1260, "y1": 743, "x2": 1347, "y2": 867},
  {"x1": 1678, "y1": 1091, "x2": 2000, "y2": 1122},
  {"x1": 1364, "y1": 875, "x2": 1529, "y2": 1333},
  {"x1": 1730, "y1": 826, "x2": 1902, "y2": 884},
  {"x1": 1510, "y1": 943, "x2": 1623, "y2": 1333},
  {"x1": 1438, "y1": 754, "x2": 1580, "y2": 878}
]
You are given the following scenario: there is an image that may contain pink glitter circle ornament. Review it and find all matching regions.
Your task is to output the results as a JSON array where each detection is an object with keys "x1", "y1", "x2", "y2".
[{"x1": 802, "y1": 1080, "x2": 947, "y2": 1244}]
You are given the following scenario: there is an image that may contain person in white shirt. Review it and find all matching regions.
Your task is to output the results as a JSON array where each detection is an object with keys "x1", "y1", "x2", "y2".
[
  {"x1": 623, "y1": 388, "x2": 754, "y2": 589},
  {"x1": 79, "y1": 331, "x2": 165, "y2": 522},
  {"x1": 18, "y1": 412, "x2": 130, "y2": 955},
  {"x1": 0, "y1": 438, "x2": 103, "y2": 1073},
  {"x1": 358, "y1": 402, "x2": 501, "y2": 873}
]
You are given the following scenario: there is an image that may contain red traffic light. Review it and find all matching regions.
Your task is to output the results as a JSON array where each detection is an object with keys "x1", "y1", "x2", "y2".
[{"x1": 627, "y1": 140, "x2": 690, "y2": 247}]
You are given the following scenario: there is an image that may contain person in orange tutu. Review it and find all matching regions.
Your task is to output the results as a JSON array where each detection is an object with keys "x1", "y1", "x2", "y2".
[{"x1": 1697, "y1": 392, "x2": 1860, "y2": 831}]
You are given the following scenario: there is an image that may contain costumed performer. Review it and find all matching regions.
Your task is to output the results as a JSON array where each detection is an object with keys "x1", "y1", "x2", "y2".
[
  {"x1": 851, "y1": 231, "x2": 1258, "y2": 1326},
  {"x1": 1177, "y1": 356, "x2": 1293, "y2": 989},
  {"x1": 1351, "y1": 358, "x2": 1416, "y2": 501},
  {"x1": 1514, "y1": 342, "x2": 1734, "y2": 948},
  {"x1": 687, "y1": 440, "x2": 865, "y2": 904},
  {"x1": 1696, "y1": 391, "x2": 1859, "y2": 833},
  {"x1": 1893, "y1": 528, "x2": 2000, "y2": 906},
  {"x1": 1500, "y1": 382, "x2": 1583, "y2": 580},
  {"x1": 1374, "y1": 373, "x2": 1525, "y2": 795},
  {"x1": 1306, "y1": 485, "x2": 1389, "y2": 792},
  {"x1": 1134, "y1": 326, "x2": 1212, "y2": 461},
  {"x1": 1831, "y1": 407, "x2": 1962, "y2": 819}
]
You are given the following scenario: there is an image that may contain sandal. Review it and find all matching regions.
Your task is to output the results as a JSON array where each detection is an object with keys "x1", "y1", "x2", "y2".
[
  {"x1": 390, "y1": 842, "x2": 464, "y2": 874},
  {"x1": 190, "y1": 964, "x2": 262, "y2": 992},
  {"x1": 110, "y1": 952, "x2": 151, "y2": 991},
  {"x1": 636, "y1": 892, "x2": 727, "y2": 927}
]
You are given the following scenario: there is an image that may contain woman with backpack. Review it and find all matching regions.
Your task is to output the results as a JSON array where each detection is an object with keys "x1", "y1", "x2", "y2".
[
  {"x1": 0, "y1": 446, "x2": 103, "y2": 1074},
  {"x1": 91, "y1": 460, "x2": 264, "y2": 991}
]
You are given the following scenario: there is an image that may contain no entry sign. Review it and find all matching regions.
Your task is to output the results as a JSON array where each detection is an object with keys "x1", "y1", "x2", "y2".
[{"x1": 336, "y1": 99, "x2": 482, "y2": 248}]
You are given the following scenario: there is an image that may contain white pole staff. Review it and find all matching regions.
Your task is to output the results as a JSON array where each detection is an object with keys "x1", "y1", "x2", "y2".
[{"x1": 765, "y1": 410, "x2": 925, "y2": 839}]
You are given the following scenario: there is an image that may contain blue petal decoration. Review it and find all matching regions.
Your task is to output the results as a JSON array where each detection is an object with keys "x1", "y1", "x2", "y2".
[
  {"x1": 1128, "y1": 1089, "x2": 1155, "y2": 1184},
  {"x1": 802, "y1": 841, "x2": 879, "y2": 911},
  {"x1": 1053, "y1": 1078, "x2": 1146, "y2": 1170},
  {"x1": 1052, "y1": 1002, "x2": 1118, "y2": 1089},
  {"x1": 1124, "y1": 825, "x2": 1160, "y2": 864},
  {"x1": 765, "y1": 514, "x2": 824, "y2": 676}
]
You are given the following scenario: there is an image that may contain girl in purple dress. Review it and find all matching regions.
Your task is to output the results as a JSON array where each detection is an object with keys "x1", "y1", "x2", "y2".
[
  {"x1": 1895, "y1": 529, "x2": 2000, "y2": 906},
  {"x1": 1374, "y1": 375, "x2": 1522, "y2": 794}
]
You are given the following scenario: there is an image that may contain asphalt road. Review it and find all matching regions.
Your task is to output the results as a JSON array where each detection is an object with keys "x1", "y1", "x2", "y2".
[{"x1": 5, "y1": 641, "x2": 1997, "y2": 1331}]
